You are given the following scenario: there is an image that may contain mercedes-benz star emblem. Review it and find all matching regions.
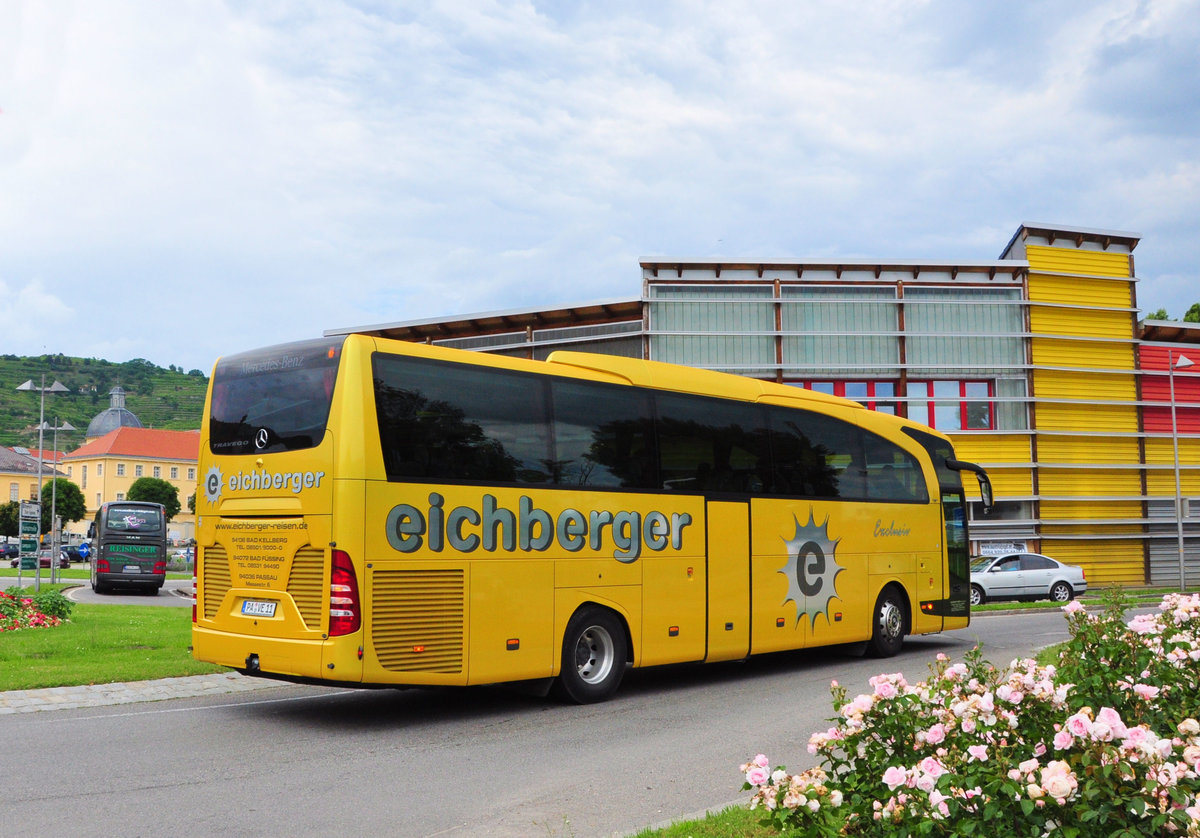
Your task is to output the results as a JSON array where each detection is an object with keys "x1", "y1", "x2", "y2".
[{"x1": 255, "y1": 428, "x2": 270, "y2": 449}]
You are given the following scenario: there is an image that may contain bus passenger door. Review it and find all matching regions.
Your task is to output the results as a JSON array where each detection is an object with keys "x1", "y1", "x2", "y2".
[{"x1": 705, "y1": 501, "x2": 750, "y2": 662}]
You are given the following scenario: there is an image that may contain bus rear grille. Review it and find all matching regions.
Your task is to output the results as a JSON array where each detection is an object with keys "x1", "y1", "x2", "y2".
[
  {"x1": 203, "y1": 545, "x2": 231, "y2": 620},
  {"x1": 287, "y1": 546, "x2": 325, "y2": 630},
  {"x1": 371, "y1": 569, "x2": 465, "y2": 674}
]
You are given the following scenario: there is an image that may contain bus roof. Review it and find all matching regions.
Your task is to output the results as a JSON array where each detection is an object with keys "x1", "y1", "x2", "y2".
[{"x1": 545, "y1": 350, "x2": 862, "y2": 411}]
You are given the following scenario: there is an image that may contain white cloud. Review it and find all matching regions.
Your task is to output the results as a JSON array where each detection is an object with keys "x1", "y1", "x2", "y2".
[{"x1": 0, "y1": 0, "x2": 1196, "y2": 369}]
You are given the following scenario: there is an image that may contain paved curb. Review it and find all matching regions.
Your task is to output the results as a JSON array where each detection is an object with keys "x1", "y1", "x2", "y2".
[{"x1": 0, "y1": 671, "x2": 284, "y2": 714}]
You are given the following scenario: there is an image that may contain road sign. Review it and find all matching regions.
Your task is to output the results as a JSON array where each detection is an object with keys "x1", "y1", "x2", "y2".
[
  {"x1": 19, "y1": 535, "x2": 38, "y2": 570},
  {"x1": 20, "y1": 519, "x2": 38, "y2": 536},
  {"x1": 19, "y1": 500, "x2": 41, "y2": 521}
]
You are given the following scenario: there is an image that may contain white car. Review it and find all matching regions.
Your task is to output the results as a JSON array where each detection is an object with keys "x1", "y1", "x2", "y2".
[{"x1": 969, "y1": 553, "x2": 1087, "y2": 606}]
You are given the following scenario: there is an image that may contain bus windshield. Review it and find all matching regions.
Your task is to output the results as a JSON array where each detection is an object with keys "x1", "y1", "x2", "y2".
[
  {"x1": 104, "y1": 504, "x2": 164, "y2": 533},
  {"x1": 208, "y1": 337, "x2": 345, "y2": 455}
]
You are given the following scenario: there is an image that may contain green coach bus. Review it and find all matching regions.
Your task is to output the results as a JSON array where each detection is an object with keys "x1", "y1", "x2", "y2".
[{"x1": 88, "y1": 501, "x2": 168, "y2": 595}]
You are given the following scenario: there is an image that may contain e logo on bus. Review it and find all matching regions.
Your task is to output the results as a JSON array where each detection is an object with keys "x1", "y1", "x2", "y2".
[
  {"x1": 779, "y1": 510, "x2": 843, "y2": 629},
  {"x1": 204, "y1": 466, "x2": 224, "y2": 504}
]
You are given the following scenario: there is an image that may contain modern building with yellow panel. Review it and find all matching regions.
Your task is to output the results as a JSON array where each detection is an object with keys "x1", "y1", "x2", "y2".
[{"x1": 328, "y1": 222, "x2": 1199, "y2": 587}]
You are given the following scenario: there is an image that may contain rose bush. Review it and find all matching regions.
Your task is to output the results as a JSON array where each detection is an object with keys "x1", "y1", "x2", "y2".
[
  {"x1": 0, "y1": 589, "x2": 71, "y2": 631},
  {"x1": 742, "y1": 592, "x2": 1200, "y2": 836}
]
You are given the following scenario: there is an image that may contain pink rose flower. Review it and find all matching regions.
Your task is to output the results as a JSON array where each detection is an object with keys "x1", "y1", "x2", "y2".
[{"x1": 881, "y1": 766, "x2": 908, "y2": 791}]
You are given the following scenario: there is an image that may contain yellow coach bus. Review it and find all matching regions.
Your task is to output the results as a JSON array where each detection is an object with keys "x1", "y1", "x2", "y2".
[{"x1": 192, "y1": 334, "x2": 993, "y2": 703}]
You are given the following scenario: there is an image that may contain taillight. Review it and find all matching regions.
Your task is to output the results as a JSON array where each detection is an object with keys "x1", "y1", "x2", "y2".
[
  {"x1": 328, "y1": 549, "x2": 361, "y2": 637},
  {"x1": 153, "y1": 561, "x2": 167, "y2": 574},
  {"x1": 96, "y1": 558, "x2": 110, "y2": 573}
]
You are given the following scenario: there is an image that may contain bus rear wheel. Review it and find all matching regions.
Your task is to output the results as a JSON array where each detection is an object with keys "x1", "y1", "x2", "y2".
[
  {"x1": 553, "y1": 607, "x2": 627, "y2": 704},
  {"x1": 868, "y1": 587, "x2": 907, "y2": 657}
]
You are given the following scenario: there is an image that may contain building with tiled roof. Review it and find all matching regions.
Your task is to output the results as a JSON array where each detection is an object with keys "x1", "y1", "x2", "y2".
[
  {"x1": 62, "y1": 427, "x2": 200, "y2": 543},
  {"x1": 2, "y1": 446, "x2": 65, "y2": 506}
]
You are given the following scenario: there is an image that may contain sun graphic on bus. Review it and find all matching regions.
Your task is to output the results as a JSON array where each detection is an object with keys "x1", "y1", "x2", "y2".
[
  {"x1": 779, "y1": 511, "x2": 844, "y2": 629},
  {"x1": 204, "y1": 465, "x2": 224, "y2": 504}
]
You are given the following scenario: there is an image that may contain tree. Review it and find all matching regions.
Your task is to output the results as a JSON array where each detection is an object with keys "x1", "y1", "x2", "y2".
[
  {"x1": 1147, "y1": 307, "x2": 1169, "y2": 320},
  {"x1": 127, "y1": 477, "x2": 181, "y2": 522},
  {"x1": 40, "y1": 478, "x2": 87, "y2": 533},
  {"x1": 0, "y1": 501, "x2": 17, "y2": 538},
  {"x1": 1185, "y1": 302, "x2": 1200, "y2": 323}
]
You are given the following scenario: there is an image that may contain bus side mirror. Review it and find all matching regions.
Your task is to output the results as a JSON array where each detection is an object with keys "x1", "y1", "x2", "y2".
[
  {"x1": 946, "y1": 457, "x2": 995, "y2": 515},
  {"x1": 86, "y1": 523, "x2": 95, "y2": 538},
  {"x1": 977, "y1": 473, "x2": 994, "y2": 514}
]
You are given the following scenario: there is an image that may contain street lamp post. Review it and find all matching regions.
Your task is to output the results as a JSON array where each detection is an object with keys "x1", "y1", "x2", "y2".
[
  {"x1": 15, "y1": 377, "x2": 69, "y2": 592},
  {"x1": 40, "y1": 419, "x2": 77, "y2": 585},
  {"x1": 1169, "y1": 351, "x2": 1194, "y2": 590}
]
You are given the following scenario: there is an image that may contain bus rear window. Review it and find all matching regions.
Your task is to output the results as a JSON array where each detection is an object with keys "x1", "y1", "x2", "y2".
[
  {"x1": 209, "y1": 337, "x2": 345, "y2": 455},
  {"x1": 105, "y1": 505, "x2": 163, "y2": 532}
]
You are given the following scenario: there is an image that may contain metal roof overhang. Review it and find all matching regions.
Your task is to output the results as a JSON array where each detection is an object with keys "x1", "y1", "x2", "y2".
[
  {"x1": 325, "y1": 297, "x2": 644, "y2": 342},
  {"x1": 1140, "y1": 320, "x2": 1200, "y2": 345},
  {"x1": 639, "y1": 258, "x2": 1029, "y2": 281}
]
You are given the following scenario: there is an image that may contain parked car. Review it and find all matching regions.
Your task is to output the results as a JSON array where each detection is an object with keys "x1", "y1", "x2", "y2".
[
  {"x1": 9, "y1": 549, "x2": 69, "y2": 570},
  {"x1": 969, "y1": 553, "x2": 1087, "y2": 606},
  {"x1": 61, "y1": 545, "x2": 85, "y2": 563},
  {"x1": 0, "y1": 542, "x2": 19, "y2": 560}
]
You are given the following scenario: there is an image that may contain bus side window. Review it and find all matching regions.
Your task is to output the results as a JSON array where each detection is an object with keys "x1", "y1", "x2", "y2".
[
  {"x1": 655, "y1": 394, "x2": 769, "y2": 495},
  {"x1": 862, "y1": 431, "x2": 928, "y2": 503},
  {"x1": 549, "y1": 379, "x2": 656, "y2": 489},
  {"x1": 766, "y1": 407, "x2": 850, "y2": 499},
  {"x1": 373, "y1": 355, "x2": 552, "y2": 484}
]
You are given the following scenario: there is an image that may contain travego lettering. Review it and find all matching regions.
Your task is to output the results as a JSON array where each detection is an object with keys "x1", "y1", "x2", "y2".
[{"x1": 385, "y1": 493, "x2": 693, "y2": 563}]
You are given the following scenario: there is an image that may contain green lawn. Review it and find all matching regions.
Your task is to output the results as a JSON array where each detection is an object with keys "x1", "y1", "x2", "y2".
[
  {"x1": 627, "y1": 805, "x2": 782, "y2": 837},
  {"x1": 0, "y1": 598, "x2": 225, "y2": 691}
]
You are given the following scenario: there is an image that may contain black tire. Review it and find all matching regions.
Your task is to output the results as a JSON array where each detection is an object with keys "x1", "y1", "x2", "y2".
[
  {"x1": 1050, "y1": 581, "x2": 1073, "y2": 603},
  {"x1": 970, "y1": 585, "x2": 985, "y2": 607},
  {"x1": 553, "y1": 607, "x2": 627, "y2": 704},
  {"x1": 868, "y1": 587, "x2": 907, "y2": 658}
]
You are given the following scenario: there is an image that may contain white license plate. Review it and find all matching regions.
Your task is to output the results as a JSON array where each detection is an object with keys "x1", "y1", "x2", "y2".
[
  {"x1": 241, "y1": 600, "x2": 277, "y2": 618},
  {"x1": 123, "y1": 565, "x2": 142, "y2": 573}
]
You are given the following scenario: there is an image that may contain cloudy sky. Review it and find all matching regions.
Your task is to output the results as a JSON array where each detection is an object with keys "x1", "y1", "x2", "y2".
[{"x1": 2, "y1": 0, "x2": 1198, "y2": 373}]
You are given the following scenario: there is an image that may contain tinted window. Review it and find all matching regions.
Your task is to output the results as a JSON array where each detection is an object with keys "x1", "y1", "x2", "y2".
[
  {"x1": 767, "y1": 406, "x2": 861, "y2": 498},
  {"x1": 104, "y1": 505, "x2": 163, "y2": 533},
  {"x1": 903, "y1": 427, "x2": 965, "y2": 493},
  {"x1": 550, "y1": 379, "x2": 656, "y2": 488},
  {"x1": 209, "y1": 337, "x2": 344, "y2": 455},
  {"x1": 863, "y1": 431, "x2": 929, "y2": 503},
  {"x1": 656, "y1": 394, "x2": 769, "y2": 494},
  {"x1": 374, "y1": 355, "x2": 552, "y2": 483},
  {"x1": 1022, "y1": 555, "x2": 1055, "y2": 571},
  {"x1": 369, "y1": 351, "x2": 932, "y2": 504}
]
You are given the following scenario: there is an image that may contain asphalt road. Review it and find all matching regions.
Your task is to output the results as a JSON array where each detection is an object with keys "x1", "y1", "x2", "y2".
[
  {"x1": 0, "y1": 609, "x2": 1075, "y2": 838},
  {"x1": 64, "y1": 576, "x2": 194, "y2": 606}
]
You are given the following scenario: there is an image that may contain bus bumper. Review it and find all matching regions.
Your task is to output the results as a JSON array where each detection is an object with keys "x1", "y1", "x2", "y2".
[{"x1": 192, "y1": 625, "x2": 363, "y2": 684}]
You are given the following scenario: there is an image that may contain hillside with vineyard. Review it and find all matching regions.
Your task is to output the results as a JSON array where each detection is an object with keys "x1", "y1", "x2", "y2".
[{"x1": 0, "y1": 354, "x2": 208, "y2": 452}]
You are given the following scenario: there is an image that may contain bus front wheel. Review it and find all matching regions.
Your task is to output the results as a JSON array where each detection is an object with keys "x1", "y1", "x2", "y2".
[
  {"x1": 554, "y1": 607, "x2": 627, "y2": 704},
  {"x1": 868, "y1": 587, "x2": 907, "y2": 658}
]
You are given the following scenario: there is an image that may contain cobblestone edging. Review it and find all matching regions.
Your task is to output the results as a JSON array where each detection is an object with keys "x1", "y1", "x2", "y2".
[{"x1": 0, "y1": 671, "x2": 283, "y2": 714}]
